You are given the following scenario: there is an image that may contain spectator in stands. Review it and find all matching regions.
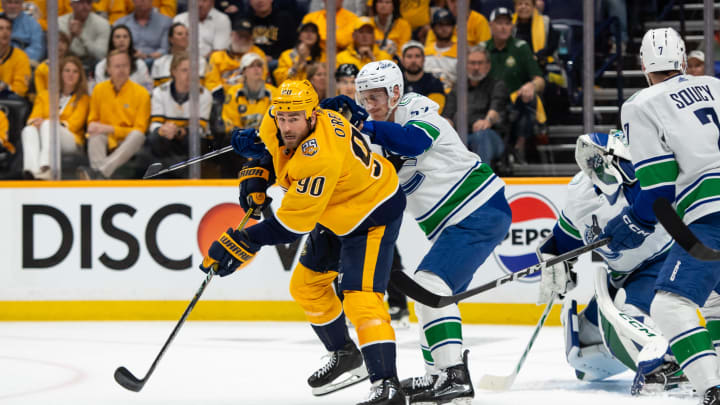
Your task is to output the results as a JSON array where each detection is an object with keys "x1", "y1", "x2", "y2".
[
  {"x1": 246, "y1": 0, "x2": 298, "y2": 65},
  {"x1": 59, "y1": 0, "x2": 111, "y2": 68},
  {"x1": 471, "y1": 0, "x2": 513, "y2": 19},
  {"x1": 173, "y1": 0, "x2": 231, "y2": 58},
  {"x1": 94, "y1": 24, "x2": 152, "y2": 90},
  {"x1": 79, "y1": 49, "x2": 150, "y2": 179},
  {"x1": 151, "y1": 22, "x2": 207, "y2": 87},
  {"x1": 443, "y1": 45, "x2": 507, "y2": 165},
  {"x1": 273, "y1": 22, "x2": 324, "y2": 85},
  {"x1": 335, "y1": 62, "x2": 357, "y2": 97},
  {"x1": 486, "y1": 6, "x2": 544, "y2": 164},
  {"x1": 424, "y1": 8, "x2": 457, "y2": 92},
  {"x1": 0, "y1": 15, "x2": 30, "y2": 99},
  {"x1": 0, "y1": 108, "x2": 12, "y2": 172},
  {"x1": 144, "y1": 52, "x2": 211, "y2": 177},
  {"x1": 371, "y1": 0, "x2": 411, "y2": 56},
  {"x1": 512, "y1": 0, "x2": 556, "y2": 69},
  {"x1": 307, "y1": 61, "x2": 327, "y2": 99},
  {"x1": 205, "y1": 19, "x2": 268, "y2": 100},
  {"x1": 400, "y1": 40, "x2": 445, "y2": 111},
  {"x1": 307, "y1": 0, "x2": 365, "y2": 16},
  {"x1": 221, "y1": 52, "x2": 275, "y2": 134},
  {"x1": 214, "y1": 0, "x2": 244, "y2": 22},
  {"x1": 687, "y1": 50, "x2": 706, "y2": 77},
  {"x1": 109, "y1": 0, "x2": 176, "y2": 24},
  {"x1": 34, "y1": 32, "x2": 71, "y2": 95},
  {"x1": 426, "y1": 0, "x2": 489, "y2": 48},
  {"x1": 2, "y1": 0, "x2": 45, "y2": 65},
  {"x1": 21, "y1": 56, "x2": 89, "y2": 179},
  {"x1": 115, "y1": 0, "x2": 173, "y2": 67},
  {"x1": 336, "y1": 17, "x2": 392, "y2": 70},
  {"x1": 397, "y1": 0, "x2": 430, "y2": 43},
  {"x1": 301, "y1": 0, "x2": 360, "y2": 51}
]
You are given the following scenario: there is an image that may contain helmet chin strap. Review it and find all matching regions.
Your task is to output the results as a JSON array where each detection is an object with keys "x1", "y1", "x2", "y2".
[{"x1": 384, "y1": 89, "x2": 401, "y2": 121}]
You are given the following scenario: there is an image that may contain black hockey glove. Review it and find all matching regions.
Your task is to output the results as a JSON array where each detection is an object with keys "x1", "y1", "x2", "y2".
[{"x1": 238, "y1": 154, "x2": 275, "y2": 220}]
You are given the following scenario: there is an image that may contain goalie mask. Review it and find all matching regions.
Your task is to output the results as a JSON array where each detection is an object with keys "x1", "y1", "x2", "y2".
[{"x1": 575, "y1": 130, "x2": 636, "y2": 196}]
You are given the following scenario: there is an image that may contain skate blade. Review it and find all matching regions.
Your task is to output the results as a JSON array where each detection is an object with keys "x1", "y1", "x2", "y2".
[
  {"x1": 311, "y1": 365, "x2": 369, "y2": 396},
  {"x1": 411, "y1": 396, "x2": 472, "y2": 405},
  {"x1": 636, "y1": 382, "x2": 696, "y2": 398}
]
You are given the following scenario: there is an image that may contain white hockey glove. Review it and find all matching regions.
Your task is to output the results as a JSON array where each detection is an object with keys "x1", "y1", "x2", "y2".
[{"x1": 537, "y1": 254, "x2": 577, "y2": 305}]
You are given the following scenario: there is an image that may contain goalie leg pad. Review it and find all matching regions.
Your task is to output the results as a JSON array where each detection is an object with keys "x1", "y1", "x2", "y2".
[
  {"x1": 414, "y1": 270, "x2": 463, "y2": 370},
  {"x1": 652, "y1": 290, "x2": 720, "y2": 393},
  {"x1": 563, "y1": 299, "x2": 627, "y2": 381}
]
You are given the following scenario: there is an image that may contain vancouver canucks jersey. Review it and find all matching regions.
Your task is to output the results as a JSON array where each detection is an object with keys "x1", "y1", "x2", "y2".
[
  {"x1": 622, "y1": 74, "x2": 720, "y2": 225},
  {"x1": 556, "y1": 172, "x2": 672, "y2": 274},
  {"x1": 387, "y1": 92, "x2": 505, "y2": 240}
]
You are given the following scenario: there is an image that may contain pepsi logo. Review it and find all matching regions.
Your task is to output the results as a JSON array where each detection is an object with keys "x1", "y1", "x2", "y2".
[{"x1": 492, "y1": 192, "x2": 558, "y2": 281}]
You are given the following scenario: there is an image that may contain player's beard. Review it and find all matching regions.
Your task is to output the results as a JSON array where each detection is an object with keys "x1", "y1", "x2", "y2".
[
  {"x1": 405, "y1": 64, "x2": 423, "y2": 75},
  {"x1": 468, "y1": 71, "x2": 487, "y2": 82}
]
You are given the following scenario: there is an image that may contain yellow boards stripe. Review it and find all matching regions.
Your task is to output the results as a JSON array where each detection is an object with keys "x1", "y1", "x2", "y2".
[
  {"x1": 361, "y1": 225, "x2": 386, "y2": 291},
  {"x1": 0, "y1": 301, "x2": 592, "y2": 325}
]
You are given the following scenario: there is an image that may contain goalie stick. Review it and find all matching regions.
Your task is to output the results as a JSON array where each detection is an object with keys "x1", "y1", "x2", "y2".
[
  {"x1": 114, "y1": 208, "x2": 254, "y2": 392},
  {"x1": 653, "y1": 197, "x2": 720, "y2": 261},
  {"x1": 477, "y1": 293, "x2": 556, "y2": 391},
  {"x1": 389, "y1": 238, "x2": 609, "y2": 308}
]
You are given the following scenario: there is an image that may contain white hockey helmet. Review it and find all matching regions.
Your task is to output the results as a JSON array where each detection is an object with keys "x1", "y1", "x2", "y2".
[
  {"x1": 575, "y1": 130, "x2": 636, "y2": 195},
  {"x1": 640, "y1": 28, "x2": 686, "y2": 84},
  {"x1": 355, "y1": 60, "x2": 404, "y2": 114}
]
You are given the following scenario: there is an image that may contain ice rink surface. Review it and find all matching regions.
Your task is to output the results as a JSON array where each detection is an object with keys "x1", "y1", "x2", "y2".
[{"x1": 0, "y1": 321, "x2": 698, "y2": 405}]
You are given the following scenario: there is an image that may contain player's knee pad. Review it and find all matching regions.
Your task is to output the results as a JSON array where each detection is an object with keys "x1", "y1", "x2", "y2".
[
  {"x1": 562, "y1": 299, "x2": 627, "y2": 381},
  {"x1": 289, "y1": 262, "x2": 342, "y2": 325},
  {"x1": 651, "y1": 291, "x2": 700, "y2": 338},
  {"x1": 343, "y1": 291, "x2": 394, "y2": 347}
]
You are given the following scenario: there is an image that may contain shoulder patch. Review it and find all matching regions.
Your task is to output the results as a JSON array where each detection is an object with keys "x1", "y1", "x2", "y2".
[{"x1": 301, "y1": 139, "x2": 319, "y2": 156}]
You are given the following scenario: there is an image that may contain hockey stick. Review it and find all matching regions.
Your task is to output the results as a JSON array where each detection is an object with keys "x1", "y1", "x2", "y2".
[
  {"x1": 390, "y1": 238, "x2": 610, "y2": 308},
  {"x1": 143, "y1": 145, "x2": 234, "y2": 179},
  {"x1": 653, "y1": 197, "x2": 720, "y2": 261},
  {"x1": 477, "y1": 293, "x2": 556, "y2": 391},
  {"x1": 114, "y1": 208, "x2": 254, "y2": 392}
]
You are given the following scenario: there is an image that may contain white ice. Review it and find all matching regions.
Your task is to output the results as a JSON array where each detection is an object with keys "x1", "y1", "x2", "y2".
[{"x1": 0, "y1": 321, "x2": 698, "y2": 405}]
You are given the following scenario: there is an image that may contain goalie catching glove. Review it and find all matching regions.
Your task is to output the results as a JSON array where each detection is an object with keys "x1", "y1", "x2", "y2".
[
  {"x1": 199, "y1": 228, "x2": 260, "y2": 276},
  {"x1": 238, "y1": 155, "x2": 275, "y2": 220}
]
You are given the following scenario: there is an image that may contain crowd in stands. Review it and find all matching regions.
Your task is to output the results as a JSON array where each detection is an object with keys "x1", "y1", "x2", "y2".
[{"x1": 0, "y1": 0, "x2": 707, "y2": 179}]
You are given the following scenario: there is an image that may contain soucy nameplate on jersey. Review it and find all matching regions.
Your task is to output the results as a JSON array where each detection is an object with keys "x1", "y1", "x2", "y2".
[{"x1": 669, "y1": 84, "x2": 715, "y2": 109}]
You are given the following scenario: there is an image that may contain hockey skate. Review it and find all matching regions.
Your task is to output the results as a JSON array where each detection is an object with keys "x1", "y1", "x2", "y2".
[
  {"x1": 631, "y1": 360, "x2": 689, "y2": 396},
  {"x1": 357, "y1": 377, "x2": 406, "y2": 405},
  {"x1": 410, "y1": 350, "x2": 473, "y2": 404},
  {"x1": 704, "y1": 386, "x2": 720, "y2": 405},
  {"x1": 389, "y1": 306, "x2": 410, "y2": 329},
  {"x1": 308, "y1": 341, "x2": 369, "y2": 396},
  {"x1": 400, "y1": 373, "x2": 438, "y2": 399}
]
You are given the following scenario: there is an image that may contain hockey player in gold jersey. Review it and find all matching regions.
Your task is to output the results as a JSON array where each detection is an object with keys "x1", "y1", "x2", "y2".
[{"x1": 200, "y1": 80, "x2": 407, "y2": 405}]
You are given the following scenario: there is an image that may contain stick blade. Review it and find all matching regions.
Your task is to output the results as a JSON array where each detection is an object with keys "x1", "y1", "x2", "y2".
[
  {"x1": 114, "y1": 366, "x2": 145, "y2": 392},
  {"x1": 389, "y1": 271, "x2": 444, "y2": 308},
  {"x1": 142, "y1": 163, "x2": 164, "y2": 179},
  {"x1": 477, "y1": 373, "x2": 516, "y2": 391}
]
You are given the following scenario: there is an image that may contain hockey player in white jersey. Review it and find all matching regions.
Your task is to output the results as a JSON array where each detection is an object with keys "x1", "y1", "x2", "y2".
[
  {"x1": 600, "y1": 27, "x2": 720, "y2": 404},
  {"x1": 321, "y1": 60, "x2": 512, "y2": 404},
  {"x1": 538, "y1": 130, "x2": 686, "y2": 394}
]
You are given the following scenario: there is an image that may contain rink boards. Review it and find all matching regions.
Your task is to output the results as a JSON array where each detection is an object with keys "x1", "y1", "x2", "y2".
[{"x1": 0, "y1": 178, "x2": 601, "y2": 324}]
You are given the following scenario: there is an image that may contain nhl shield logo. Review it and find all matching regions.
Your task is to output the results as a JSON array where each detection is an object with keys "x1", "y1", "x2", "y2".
[
  {"x1": 492, "y1": 192, "x2": 559, "y2": 282},
  {"x1": 301, "y1": 139, "x2": 318, "y2": 156}
]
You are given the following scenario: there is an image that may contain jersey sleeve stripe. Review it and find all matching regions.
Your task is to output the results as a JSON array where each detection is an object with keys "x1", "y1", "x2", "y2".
[
  {"x1": 558, "y1": 213, "x2": 582, "y2": 240},
  {"x1": 407, "y1": 120, "x2": 440, "y2": 141},
  {"x1": 677, "y1": 178, "x2": 720, "y2": 219},
  {"x1": 636, "y1": 160, "x2": 679, "y2": 188},
  {"x1": 634, "y1": 153, "x2": 675, "y2": 170}
]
